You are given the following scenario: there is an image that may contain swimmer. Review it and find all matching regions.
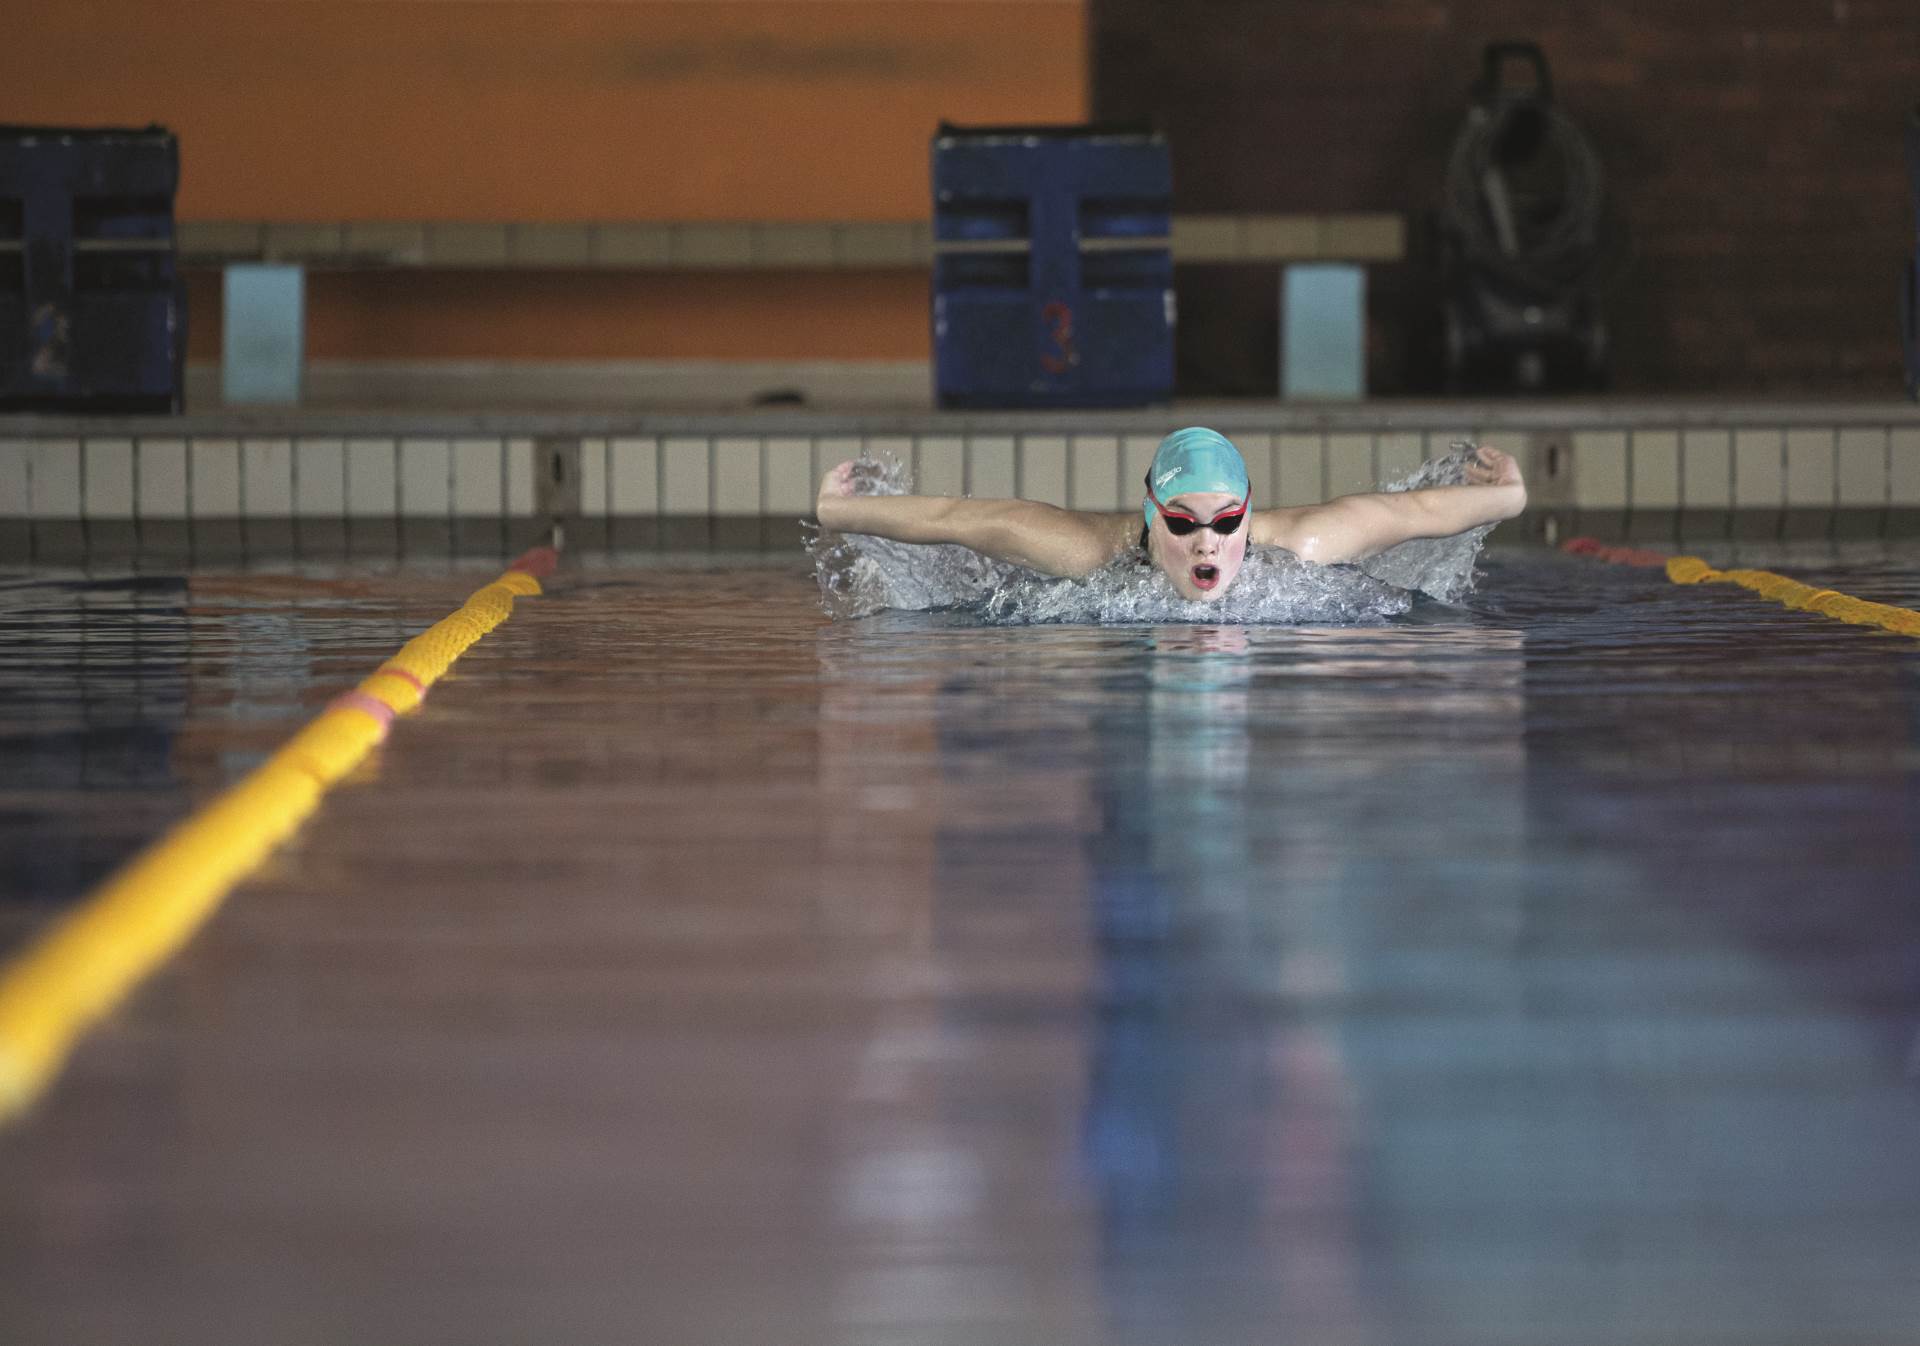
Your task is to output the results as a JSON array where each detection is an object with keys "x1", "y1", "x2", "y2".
[{"x1": 814, "y1": 427, "x2": 1527, "y2": 603}]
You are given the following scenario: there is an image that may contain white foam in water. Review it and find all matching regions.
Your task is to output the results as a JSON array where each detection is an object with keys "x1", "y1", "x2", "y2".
[{"x1": 806, "y1": 445, "x2": 1495, "y2": 625}]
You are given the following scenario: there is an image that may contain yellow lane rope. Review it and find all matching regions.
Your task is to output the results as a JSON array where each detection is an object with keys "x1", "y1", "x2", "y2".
[
  {"x1": 1563, "y1": 537, "x2": 1920, "y2": 639},
  {"x1": 1664, "y1": 556, "x2": 1920, "y2": 637},
  {"x1": 0, "y1": 548, "x2": 556, "y2": 1123}
]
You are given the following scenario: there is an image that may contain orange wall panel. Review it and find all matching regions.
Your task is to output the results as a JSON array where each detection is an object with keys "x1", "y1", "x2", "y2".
[
  {"x1": 6, "y1": 2, "x2": 1086, "y2": 222},
  {"x1": 19, "y1": 2, "x2": 1081, "y2": 365}
]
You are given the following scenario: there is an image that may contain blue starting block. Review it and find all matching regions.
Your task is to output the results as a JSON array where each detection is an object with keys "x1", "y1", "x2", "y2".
[
  {"x1": 0, "y1": 124, "x2": 184, "y2": 412},
  {"x1": 932, "y1": 123, "x2": 1173, "y2": 408}
]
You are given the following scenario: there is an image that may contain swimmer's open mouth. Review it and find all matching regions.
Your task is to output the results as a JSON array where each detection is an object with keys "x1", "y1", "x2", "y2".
[{"x1": 1191, "y1": 564, "x2": 1220, "y2": 590}]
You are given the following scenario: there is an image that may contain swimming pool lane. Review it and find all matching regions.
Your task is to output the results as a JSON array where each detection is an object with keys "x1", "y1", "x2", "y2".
[{"x1": 1, "y1": 548, "x2": 1918, "y2": 1345}]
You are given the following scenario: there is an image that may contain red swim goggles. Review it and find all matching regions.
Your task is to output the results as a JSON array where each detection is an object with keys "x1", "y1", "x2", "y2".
[{"x1": 1146, "y1": 482, "x2": 1249, "y2": 537}]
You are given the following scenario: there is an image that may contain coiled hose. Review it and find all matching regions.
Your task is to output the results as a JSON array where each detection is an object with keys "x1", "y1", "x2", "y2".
[{"x1": 1443, "y1": 95, "x2": 1606, "y2": 298}]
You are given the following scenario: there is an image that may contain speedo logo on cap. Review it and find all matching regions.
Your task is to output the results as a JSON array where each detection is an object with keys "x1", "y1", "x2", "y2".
[{"x1": 1154, "y1": 467, "x2": 1183, "y2": 490}]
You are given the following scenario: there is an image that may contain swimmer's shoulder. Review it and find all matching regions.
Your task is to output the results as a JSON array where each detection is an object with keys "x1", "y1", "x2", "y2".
[
  {"x1": 1249, "y1": 505, "x2": 1312, "y2": 551},
  {"x1": 978, "y1": 504, "x2": 1134, "y2": 579},
  {"x1": 1058, "y1": 510, "x2": 1143, "y2": 576}
]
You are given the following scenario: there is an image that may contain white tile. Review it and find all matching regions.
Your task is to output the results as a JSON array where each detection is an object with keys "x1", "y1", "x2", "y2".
[
  {"x1": 140, "y1": 439, "x2": 191, "y2": 520},
  {"x1": 714, "y1": 437, "x2": 762, "y2": 514},
  {"x1": 28, "y1": 440, "x2": 81, "y2": 518},
  {"x1": 1122, "y1": 436, "x2": 1160, "y2": 500},
  {"x1": 1733, "y1": 429, "x2": 1784, "y2": 508},
  {"x1": 1234, "y1": 433, "x2": 1273, "y2": 509},
  {"x1": 765, "y1": 438, "x2": 814, "y2": 515},
  {"x1": 661, "y1": 437, "x2": 710, "y2": 515},
  {"x1": 1020, "y1": 436, "x2": 1069, "y2": 506},
  {"x1": 345, "y1": 439, "x2": 398, "y2": 517},
  {"x1": 1573, "y1": 431, "x2": 1628, "y2": 509},
  {"x1": 84, "y1": 439, "x2": 136, "y2": 520},
  {"x1": 240, "y1": 439, "x2": 293, "y2": 516},
  {"x1": 1326, "y1": 434, "x2": 1372, "y2": 498},
  {"x1": 608, "y1": 437, "x2": 657, "y2": 516},
  {"x1": 1630, "y1": 431, "x2": 1681, "y2": 509},
  {"x1": 1836, "y1": 429, "x2": 1886, "y2": 507},
  {"x1": 916, "y1": 437, "x2": 965, "y2": 499},
  {"x1": 1891, "y1": 428, "x2": 1920, "y2": 506},
  {"x1": 1276, "y1": 434, "x2": 1323, "y2": 506},
  {"x1": 1070, "y1": 436, "x2": 1121, "y2": 511},
  {"x1": 0, "y1": 441, "x2": 27, "y2": 516},
  {"x1": 1681, "y1": 431, "x2": 1732, "y2": 508},
  {"x1": 453, "y1": 438, "x2": 504, "y2": 517},
  {"x1": 189, "y1": 439, "x2": 241, "y2": 518},
  {"x1": 580, "y1": 438, "x2": 607, "y2": 517},
  {"x1": 506, "y1": 438, "x2": 536, "y2": 518},
  {"x1": 399, "y1": 438, "x2": 452, "y2": 518},
  {"x1": 293, "y1": 439, "x2": 345, "y2": 518},
  {"x1": 968, "y1": 437, "x2": 1016, "y2": 499},
  {"x1": 531, "y1": 441, "x2": 568, "y2": 519},
  {"x1": 1784, "y1": 429, "x2": 1836, "y2": 507},
  {"x1": 1376, "y1": 432, "x2": 1423, "y2": 488}
]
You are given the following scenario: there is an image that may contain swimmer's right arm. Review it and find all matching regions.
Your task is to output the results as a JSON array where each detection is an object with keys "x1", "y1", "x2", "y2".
[
  {"x1": 816, "y1": 462, "x2": 1127, "y2": 578},
  {"x1": 1253, "y1": 445, "x2": 1527, "y2": 563}
]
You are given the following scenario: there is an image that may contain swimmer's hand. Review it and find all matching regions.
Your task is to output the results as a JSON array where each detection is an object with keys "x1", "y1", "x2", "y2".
[
  {"x1": 816, "y1": 461, "x2": 861, "y2": 530},
  {"x1": 818, "y1": 460, "x2": 859, "y2": 503},
  {"x1": 1464, "y1": 445, "x2": 1524, "y2": 492}
]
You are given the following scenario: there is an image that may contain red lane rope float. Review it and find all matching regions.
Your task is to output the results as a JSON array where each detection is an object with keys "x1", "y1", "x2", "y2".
[
  {"x1": 1562, "y1": 537, "x2": 1920, "y2": 638},
  {"x1": 0, "y1": 545, "x2": 555, "y2": 1122},
  {"x1": 1559, "y1": 537, "x2": 1670, "y2": 568}
]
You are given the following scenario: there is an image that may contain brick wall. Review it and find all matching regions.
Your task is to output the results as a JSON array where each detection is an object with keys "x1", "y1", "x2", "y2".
[{"x1": 1093, "y1": 1, "x2": 1920, "y2": 395}]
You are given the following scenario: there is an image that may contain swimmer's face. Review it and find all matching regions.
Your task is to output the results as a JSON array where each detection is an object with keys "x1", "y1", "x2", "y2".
[{"x1": 1148, "y1": 491, "x2": 1249, "y2": 603}]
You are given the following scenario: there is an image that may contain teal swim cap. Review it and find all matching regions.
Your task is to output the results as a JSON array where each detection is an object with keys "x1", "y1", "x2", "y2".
[{"x1": 1143, "y1": 427, "x2": 1250, "y2": 529}]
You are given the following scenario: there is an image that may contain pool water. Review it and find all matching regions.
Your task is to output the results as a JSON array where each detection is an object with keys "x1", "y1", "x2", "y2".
[{"x1": 2, "y1": 544, "x2": 1919, "y2": 1345}]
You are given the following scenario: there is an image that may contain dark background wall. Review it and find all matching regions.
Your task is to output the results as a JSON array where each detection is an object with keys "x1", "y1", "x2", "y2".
[{"x1": 1093, "y1": 1, "x2": 1920, "y2": 396}]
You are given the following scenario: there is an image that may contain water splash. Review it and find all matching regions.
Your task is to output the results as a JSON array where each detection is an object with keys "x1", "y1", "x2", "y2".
[
  {"x1": 805, "y1": 444, "x2": 1493, "y2": 624},
  {"x1": 1358, "y1": 444, "x2": 1498, "y2": 603}
]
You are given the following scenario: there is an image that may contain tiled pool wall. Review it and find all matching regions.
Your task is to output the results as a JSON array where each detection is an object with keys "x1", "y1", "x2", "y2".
[{"x1": 5, "y1": 406, "x2": 1920, "y2": 562}]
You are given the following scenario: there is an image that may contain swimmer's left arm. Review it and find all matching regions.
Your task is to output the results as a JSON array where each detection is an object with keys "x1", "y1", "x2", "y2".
[
  {"x1": 815, "y1": 462, "x2": 1130, "y2": 576},
  {"x1": 1252, "y1": 446, "x2": 1526, "y2": 564}
]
